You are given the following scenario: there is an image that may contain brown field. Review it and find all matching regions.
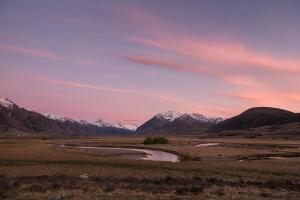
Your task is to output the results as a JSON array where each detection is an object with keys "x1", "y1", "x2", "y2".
[{"x1": 0, "y1": 135, "x2": 300, "y2": 199}]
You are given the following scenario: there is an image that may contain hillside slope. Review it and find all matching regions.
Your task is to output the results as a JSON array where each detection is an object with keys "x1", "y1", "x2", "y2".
[{"x1": 209, "y1": 107, "x2": 300, "y2": 133}]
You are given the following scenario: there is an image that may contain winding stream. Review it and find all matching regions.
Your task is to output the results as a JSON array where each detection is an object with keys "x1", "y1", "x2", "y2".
[{"x1": 61, "y1": 145, "x2": 179, "y2": 162}]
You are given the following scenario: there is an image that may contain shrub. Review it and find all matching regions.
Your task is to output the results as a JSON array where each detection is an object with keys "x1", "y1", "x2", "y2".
[
  {"x1": 154, "y1": 137, "x2": 169, "y2": 144},
  {"x1": 143, "y1": 137, "x2": 169, "y2": 145},
  {"x1": 181, "y1": 153, "x2": 194, "y2": 161},
  {"x1": 143, "y1": 137, "x2": 154, "y2": 144}
]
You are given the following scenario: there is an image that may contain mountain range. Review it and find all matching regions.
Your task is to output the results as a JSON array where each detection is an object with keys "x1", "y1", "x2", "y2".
[
  {"x1": 1, "y1": 97, "x2": 300, "y2": 137},
  {"x1": 0, "y1": 97, "x2": 134, "y2": 135},
  {"x1": 135, "y1": 111, "x2": 222, "y2": 135}
]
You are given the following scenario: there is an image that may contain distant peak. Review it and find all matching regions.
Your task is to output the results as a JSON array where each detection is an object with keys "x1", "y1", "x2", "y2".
[
  {"x1": 112, "y1": 120, "x2": 139, "y2": 131},
  {"x1": 154, "y1": 111, "x2": 223, "y2": 123},
  {"x1": 94, "y1": 119, "x2": 112, "y2": 127},
  {"x1": 0, "y1": 97, "x2": 15, "y2": 108},
  {"x1": 156, "y1": 111, "x2": 182, "y2": 121},
  {"x1": 79, "y1": 119, "x2": 90, "y2": 125},
  {"x1": 91, "y1": 118, "x2": 139, "y2": 131},
  {"x1": 180, "y1": 113, "x2": 223, "y2": 122},
  {"x1": 44, "y1": 112, "x2": 76, "y2": 122}
]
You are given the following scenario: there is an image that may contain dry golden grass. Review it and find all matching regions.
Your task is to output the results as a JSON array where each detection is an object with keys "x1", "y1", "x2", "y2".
[{"x1": 0, "y1": 136, "x2": 300, "y2": 199}]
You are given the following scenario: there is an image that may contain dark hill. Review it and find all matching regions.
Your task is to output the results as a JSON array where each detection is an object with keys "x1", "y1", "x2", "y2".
[{"x1": 209, "y1": 107, "x2": 300, "y2": 132}]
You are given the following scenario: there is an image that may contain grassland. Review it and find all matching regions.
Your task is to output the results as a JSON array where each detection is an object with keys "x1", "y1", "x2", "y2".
[{"x1": 0, "y1": 135, "x2": 300, "y2": 199}]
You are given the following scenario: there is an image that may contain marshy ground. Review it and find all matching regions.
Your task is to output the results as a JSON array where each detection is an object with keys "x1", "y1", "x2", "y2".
[{"x1": 0, "y1": 136, "x2": 300, "y2": 199}]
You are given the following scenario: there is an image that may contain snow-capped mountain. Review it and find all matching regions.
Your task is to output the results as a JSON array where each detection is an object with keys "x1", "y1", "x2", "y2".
[
  {"x1": 111, "y1": 120, "x2": 140, "y2": 131},
  {"x1": 178, "y1": 113, "x2": 223, "y2": 124},
  {"x1": 154, "y1": 111, "x2": 222, "y2": 123},
  {"x1": 0, "y1": 97, "x2": 15, "y2": 108},
  {"x1": 80, "y1": 119, "x2": 139, "y2": 131},
  {"x1": 93, "y1": 119, "x2": 113, "y2": 127},
  {"x1": 43, "y1": 113, "x2": 76, "y2": 123},
  {"x1": 0, "y1": 97, "x2": 134, "y2": 135},
  {"x1": 135, "y1": 111, "x2": 223, "y2": 135},
  {"x1": 155, "y1": 111, "x2": 182, "y2": 121}
]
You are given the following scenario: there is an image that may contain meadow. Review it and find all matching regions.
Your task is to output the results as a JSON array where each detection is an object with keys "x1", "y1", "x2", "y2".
[{"x1": 0, "y1": 135, "x2": 300, "y2": 199}]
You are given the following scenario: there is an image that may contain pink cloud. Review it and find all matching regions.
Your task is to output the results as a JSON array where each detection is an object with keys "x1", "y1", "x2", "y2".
[
  {"x1": 123, "y1": 54, "x2": 263, "y2": 87},
  {"x1": 130, "y1": 37, "x2": 300, "y2": 73},
  {"x1": 119, "y1": 4, "x2": 300, "y2": 74},
  {"x1": 123, "y1": 54, "x2": 214, "y2": 75},
  {"x1": 0, "y1": 44, "x2": 60, "y2": 60},
  {"x1": 33, "y1": 76, "x2": 182, "y2": 102},
  {"x1": 0, "y1": 43, "x2": 102, "y2": 68},
  {"x1": 222, "y1": 75, "x2": 262, "y2": 87}
]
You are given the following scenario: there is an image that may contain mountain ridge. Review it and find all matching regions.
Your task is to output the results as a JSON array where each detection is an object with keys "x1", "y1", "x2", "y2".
[
  {"x1": 0, "y1": 97, "x2": 133, "y2": 135},
  {"x1": 209, "y1": 107, "x2": 300, "y2": 133},
  {"x1": 2, "y1": 97, "x2": 300, "y2": 137},
  {"x1": 135, "y1": 111, "x2": 223, "y2": 135}
]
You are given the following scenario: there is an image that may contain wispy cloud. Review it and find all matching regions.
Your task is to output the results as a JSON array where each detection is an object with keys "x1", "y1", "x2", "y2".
[
  {"x1": 222, "y1": 75, "x2": 262, "y2": 87},
  {"x1": 123, "y1": 54, "x2": 263, "y2": 87},
  {"x1": 130, "y1": 37, "x2": 300, "y2": 73},
  {"x1": 34, "y1": 76, "x2": 181, "y2": 102},
  {"x1": 226, "y1": 90, "x2": 300, "y2": 110},
  {"x1": 0, "y1": 44, "x2": 60, "y2": 60},
  {"x1": 123, "y1": 54, "x2": 214, "y2": 75},
  {"x1": 0, "y1": 43, "x2": 104, "y2": 69}
]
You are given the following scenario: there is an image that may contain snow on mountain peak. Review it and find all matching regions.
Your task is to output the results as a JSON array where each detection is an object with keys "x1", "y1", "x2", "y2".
[
  {"x1": 0, "y1": 97, "x2": 15, "y2": 108},
  {"x1": 188, "y1": 113, "x2": 205, "y2": 120},
  {"x1": 181, "y1": 113, "x2": 209, "y2": 121},
  {"x1": 80, "y1": 119, "x2": 139, "y2": 131},
  {"x1": 184, "y1": 113, "x2": 223, "y2": 123},
  {"x1": 79, "y1": 119, "x2": 90, "y2": 125},
  {"x1": 156, "y1": 111, "x2": 182, "y2": 121},
  {"x1": 43, "y1": 113, "x2": 76, "y2": 123},
  {"x1": 94, "y1": 119, "x2": 112, "y2": 127},
  {"x1": 155, "y1": 111, "x2": 223, "y2": 124},
  {"x1": 111, "y1": 120, "x2": 139, "y2": 131}
]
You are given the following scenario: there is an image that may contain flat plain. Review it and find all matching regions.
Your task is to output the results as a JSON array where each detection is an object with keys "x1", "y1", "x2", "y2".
[{"x1": 0, "y1": 135, "x2": 300, "y2": 200}]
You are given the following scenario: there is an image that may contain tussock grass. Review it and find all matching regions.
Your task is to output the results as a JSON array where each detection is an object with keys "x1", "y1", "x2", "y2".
[{"x1": 0, "y1": 136, "x2": 300, "y2": 199}]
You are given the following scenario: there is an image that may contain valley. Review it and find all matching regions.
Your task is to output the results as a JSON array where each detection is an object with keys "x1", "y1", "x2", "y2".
[
  {"x1": 0, "y1": 136, "x2": 300, "y2": 199},
  {"x1": 1, "y1": 1, "x2": 299, "y2": 199}
]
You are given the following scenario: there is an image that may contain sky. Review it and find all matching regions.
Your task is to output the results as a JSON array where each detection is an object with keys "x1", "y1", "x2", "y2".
[{"x1": 0, "y1": 0, "x2": 300, "y2": 123}]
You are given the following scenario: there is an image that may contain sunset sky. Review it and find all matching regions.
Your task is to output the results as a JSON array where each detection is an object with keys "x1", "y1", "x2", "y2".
[{"x1": 1, "y1": 0, "x2": 300, "y2": 123}]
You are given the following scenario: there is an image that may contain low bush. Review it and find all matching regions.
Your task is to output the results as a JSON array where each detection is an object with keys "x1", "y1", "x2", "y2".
[
  {"x1": 143, "y1": 137, "x2": 169, "y2": 145},
  {"x1": 181, "y1": 153, "x2": 194, "y2": 161}
]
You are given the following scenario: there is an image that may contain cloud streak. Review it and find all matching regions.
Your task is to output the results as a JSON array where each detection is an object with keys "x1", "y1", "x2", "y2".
[
  {"x1": 34, "y1": 76, "x2": 182, "y2": 102},
  {"x1": 123, "y1": 54, "x2": 214, "y2": 75},
  {"x1": 130, "y1": 37, "x2": 300, "y2": 73},
  {"x1": 0, "y1": 43, "x2": 104, "y2": 69},
  {"x1": 0, "y1": 44, "x2": 60, "y2": 60},
  {"x1": 226, "y1": 90, "x2": 300, "y2": 110},
  {"x1": 123, "y1": 54, "x2": 263, "y2": 87}
]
